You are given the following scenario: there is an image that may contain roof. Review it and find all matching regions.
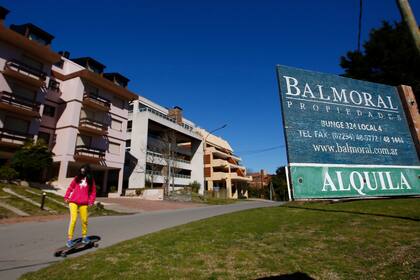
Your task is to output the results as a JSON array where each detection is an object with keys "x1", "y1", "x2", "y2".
[{"x1": 10, "y1": 23, "x2": 55, "y2": 44}]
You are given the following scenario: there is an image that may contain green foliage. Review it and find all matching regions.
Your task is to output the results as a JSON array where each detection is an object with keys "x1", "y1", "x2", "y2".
[
  {"x1": 340, "y1": 21, "x2": 420, "y2": 104},
  {"x1": 10, "y1": 140, "x2": 54, "y2": 182},
  {"x1": 188, "y1": 181, "x2": 201, "y2": 193},
  {"x1": 0, "y1": 165, "x2": 19, "y2": 180},
  {"x1": 135, "y1": 188, "x2": 144, "y2": 196}
]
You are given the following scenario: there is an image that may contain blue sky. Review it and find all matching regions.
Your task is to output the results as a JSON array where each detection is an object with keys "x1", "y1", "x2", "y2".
[{"x1": 3, "y1": 0, "x2": 419, "y2": 173}]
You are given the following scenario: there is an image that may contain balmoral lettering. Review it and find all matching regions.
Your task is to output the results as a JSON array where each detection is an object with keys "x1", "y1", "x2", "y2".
[{"x1": 282, "y1": 76, "x2": 398, "y2": 111}]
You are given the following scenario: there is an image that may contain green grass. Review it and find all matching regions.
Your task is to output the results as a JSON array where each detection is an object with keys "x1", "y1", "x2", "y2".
[
  {"x1": 0, "y1": 183, "x2": 121, "y2": 218},
  {"x1": 20, "y1": 198, "x2": 420, "y2": 280},
  {"x1": 192, "y1": 193, "x2": 238, "y2": 205}
]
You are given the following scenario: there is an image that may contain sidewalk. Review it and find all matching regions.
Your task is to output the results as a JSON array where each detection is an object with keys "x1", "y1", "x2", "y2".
[{"x1": 96, "y1": 197, "x2": 205, "y2": 213}]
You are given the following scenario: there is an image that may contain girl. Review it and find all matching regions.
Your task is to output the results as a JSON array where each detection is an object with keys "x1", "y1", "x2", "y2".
[{"x1": 64, "y1": 164, "x2": 96, "y2": 247}]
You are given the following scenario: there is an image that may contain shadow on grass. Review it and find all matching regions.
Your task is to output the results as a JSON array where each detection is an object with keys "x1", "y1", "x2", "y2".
[
  {"x1": 284, "y1": 205, "x2": 420, "y2": 222},
  {"x1": 256, "y1": 272, "x2": 315, "y2": 279},
  {"x1": 0, "y1": 260, "x2": 59, "y2": 272}
]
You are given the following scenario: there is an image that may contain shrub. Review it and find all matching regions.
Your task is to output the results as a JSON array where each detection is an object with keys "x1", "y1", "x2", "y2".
[
  {"x1": 0, "y1": 165, "x2": 19, "y2": 180},
  {"x1": 188, "y1": 181, "x2": 201, "y2": 193},
  {"x1": 11, "y1": 140, "x2": 53, "y2": 182}
]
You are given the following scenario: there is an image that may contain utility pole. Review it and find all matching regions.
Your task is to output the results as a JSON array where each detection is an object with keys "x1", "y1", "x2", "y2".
[{"x1": 396, "y1": 0, "x2": 420, "y2": 55}]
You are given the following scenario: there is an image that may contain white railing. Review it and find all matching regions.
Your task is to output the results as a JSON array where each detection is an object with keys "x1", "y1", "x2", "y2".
[
  {"x1": 138, "y1": 107, "x2": 194, "y2": 131},
  {"x1": 146, "y1": 150, "x2": 191, "y2": 164}
]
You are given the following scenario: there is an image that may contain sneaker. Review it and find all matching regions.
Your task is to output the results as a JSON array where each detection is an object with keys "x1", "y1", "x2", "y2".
[
  {"x1": 82, "y1": 237, "x2": 90, "y2": 244},
  {"x1": 66, "y1": 240, "x2": 74, "y2": 248}
]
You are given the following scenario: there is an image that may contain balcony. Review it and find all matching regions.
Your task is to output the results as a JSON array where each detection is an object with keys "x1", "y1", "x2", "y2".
[
  {"x1": 146, "y1": 150, "x2": 191, "y2": 164},
  {"x1": 74, "y1": 145, "x2": 106, "y2": 163},
  {"x1": 82, "y1": 92, "x2": 111, "y2": 112},
  {"x1": 2, "y1": 59, "x2": 46, "y2": 88},
  {"x1": 0, "y1": 128, "x2": 33, "y2": 147},
  {"x1": 78, "y1": 117, "x2": 108, "y2": 136},
  {"x1": 0, "y1": 91, "x2": 40, "y2": 118}
]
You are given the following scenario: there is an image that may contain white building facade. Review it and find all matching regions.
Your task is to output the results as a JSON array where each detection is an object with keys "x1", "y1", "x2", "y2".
[{"x1": 125, "y1": 97, "x2": 204, "y2": 195}]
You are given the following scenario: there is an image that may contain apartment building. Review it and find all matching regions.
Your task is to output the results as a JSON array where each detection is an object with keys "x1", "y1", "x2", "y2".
[
  {"x1": 0, "y1": 7, "x2": 61, "y2": 164},
  {"x1": 125, "y1": 98, "x2": 204, "y2": 195},
  {"x1": 196, "y1": 128, "x2": 251, "y2": 199},
  {"x1": 0, "y1": 7, "x2": 138, "y2": 195},
  {"x1": 248, "y1": 169, "x2": 272, "y2": 189}
]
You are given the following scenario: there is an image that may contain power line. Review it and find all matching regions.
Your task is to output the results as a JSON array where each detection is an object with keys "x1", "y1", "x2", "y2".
[{"x1": 237, "y1": 145, "x2": 284, "y2": 156}]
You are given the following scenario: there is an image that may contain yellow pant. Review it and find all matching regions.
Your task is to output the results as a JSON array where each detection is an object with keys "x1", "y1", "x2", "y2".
[{"x1": 67, "y1": 202, "x2": 88, "y2": 240}]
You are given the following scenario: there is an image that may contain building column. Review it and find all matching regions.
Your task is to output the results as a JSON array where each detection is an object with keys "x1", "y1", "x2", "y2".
[
  {"x1": 207, "y1": 180, "x2": 213, "y2": 191},
  {"x1": 58, "y1": 161, "x2": 68, "y2": 181},
  {"x1": 226, "y1": 166, "x2": 232, "y2": 198},
  {"x1": 226, "y1": 178, "x2": 232, "y2": 199},
  {"x1": 117, "y1": 168, "x2": 124, "y2": 196},
  {"x1": 102, "y1": 169, "x2": 109, "y2": 195}
]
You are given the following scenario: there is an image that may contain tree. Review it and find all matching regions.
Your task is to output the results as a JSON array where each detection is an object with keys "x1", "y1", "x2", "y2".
[
  {"x1": 340, "y1": 21, "x2": 420, "y2": 106},
  {"x1": 11, "y1": 140, "x2": 54, "y2": 182},
  {"x1": 271, "y1": 167, "x2": 288, "y2": 201}
]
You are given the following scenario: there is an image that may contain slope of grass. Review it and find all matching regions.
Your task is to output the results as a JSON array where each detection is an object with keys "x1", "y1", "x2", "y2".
[
  {"x1": 21, "y1": 198, "x2": 420, "y2": 280},
  {"x1": 0, "y1": 183, "x2": 121, "y2": 218}
]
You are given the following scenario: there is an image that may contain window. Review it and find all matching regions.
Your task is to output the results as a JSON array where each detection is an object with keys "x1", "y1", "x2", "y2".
[
  {"x1": 43, "y1": 105, "x2": 56, "y2": 117},
  {"x1": 127, "y1": 120, "x2": 132, "y2": 132},
  {"x1": 77, "y1": 134, "x2": 92, "y2": 146},
  {"x1": 48, "y1": 79, "x2": 60, "y2": 91},
  {"x1": 128, "y1": 103, "x2": 133, "y2": 113},
  {"x1": 54, "y1": 59, "x2": 64, "y2": 69},
  {"x1": 28, "y1": 32, "x2": 48, "y2": 45},
  {"x1": 109, "y1": 142, "x2": 120, "y2": 154},
  {"x1": 111, "y1": 119, "x2": 122, "y2": 131},
  {"x1": 126, "y1": 140, "x2": 131, "y2": 151},
  {"x1": 38, "y1": 132, "x2": 50, "y2": 145},
  {"x1": 4, "y1": 117, "x2": 29, "y2": 133}
]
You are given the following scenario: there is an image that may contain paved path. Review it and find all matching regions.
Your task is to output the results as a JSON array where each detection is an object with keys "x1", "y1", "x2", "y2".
[{"x1": 0, "y1": 200, "x2": 283, "y2": 279}]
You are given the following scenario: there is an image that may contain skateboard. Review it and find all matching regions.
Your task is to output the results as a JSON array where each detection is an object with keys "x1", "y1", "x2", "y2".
[{"x1": 54, "y1": 235, "x2": 101, "y2": 257}]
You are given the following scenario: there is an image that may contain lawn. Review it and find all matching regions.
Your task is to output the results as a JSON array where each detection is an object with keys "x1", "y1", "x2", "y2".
[
  {"x1": 0, "y1": 183, "x2": 120, "y2": 219},
  {"x1": 20, "y1": 198, "x2": 420, "y2": 280}
]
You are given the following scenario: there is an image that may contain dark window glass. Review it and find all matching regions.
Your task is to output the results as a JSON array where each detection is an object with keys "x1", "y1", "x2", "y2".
[
  {"x1": 48, "y1": 79, "x2": 60, "y2": 91},
  {"x1": 38, "y1": 132, "x2": 50, "y2": 145},
  {"x1": 54, "y1": 59, "x2": 64, "y2": 68},
  {"x1": 43, "y1": 105, "x2": 56, "y2": 117}
]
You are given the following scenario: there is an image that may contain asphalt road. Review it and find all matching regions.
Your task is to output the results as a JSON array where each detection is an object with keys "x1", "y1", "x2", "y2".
[{"x1": 0, "y1": 200, "x2": 283, "y2": 280}]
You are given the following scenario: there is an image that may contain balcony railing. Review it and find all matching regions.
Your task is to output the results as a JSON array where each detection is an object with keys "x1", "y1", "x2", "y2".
[
  {"x1": 4, "y1": 59, "x2": 46, "y2": 81},
  {"x1": 145, "y1": 169, "x2": 191, "y2": 179},
  {"x1": 79, "y1": 117, "x2": 108, "y2": 135},
  {"x1": 146, "y1": 150, "x2": 191, "y2": 164},
  {"x1": 79, "y1": 117, "x2": 108, "y2": 129},
  {"x1": 75, "y1": 145, "x2": 106, "y2": 158},
  {"x1": 0, "y1": 91, "x2": 40, "y2": 114},
  {"x1": 146, "y1": 170, "x2": 162, "y2": 176},
  {"x1": 83, "y1": 92, "x2": 111, "y2": 111},
  {"x1": 0, "y1": 128, "x2": 33, "y2": 146},
  {"x1": 174, "y1": 174, "x2": 191, "y2": 179},
  {"x1": 139, "y1": 107, "x2": 193, "y2": 131}
]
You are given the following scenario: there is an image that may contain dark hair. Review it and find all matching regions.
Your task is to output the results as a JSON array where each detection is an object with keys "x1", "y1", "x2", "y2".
[{"x1": 75, "y1": 164, "x2": 93, "y2": 187}]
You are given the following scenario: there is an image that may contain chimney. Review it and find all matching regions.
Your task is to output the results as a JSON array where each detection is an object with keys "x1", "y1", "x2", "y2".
[
  {"x1": 0, "y1": 6, "x2": 10, "y2": 26},
  {"x1": 58, "y1": 51, "x2": 70, "y2": 58},
  {"x1": 168, "y1": 106, "x2": 183, "y2": 125}
]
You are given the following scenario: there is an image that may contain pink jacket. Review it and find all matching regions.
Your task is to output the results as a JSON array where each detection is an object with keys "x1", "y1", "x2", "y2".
[{"x1": 64, "y1": 176, "x2": 96, "y2": 206}]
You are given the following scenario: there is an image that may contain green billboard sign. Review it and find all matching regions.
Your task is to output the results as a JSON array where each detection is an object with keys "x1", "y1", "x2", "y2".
[{"x1": 276, "y1": 65, "x2": 420, "y2": 199}]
